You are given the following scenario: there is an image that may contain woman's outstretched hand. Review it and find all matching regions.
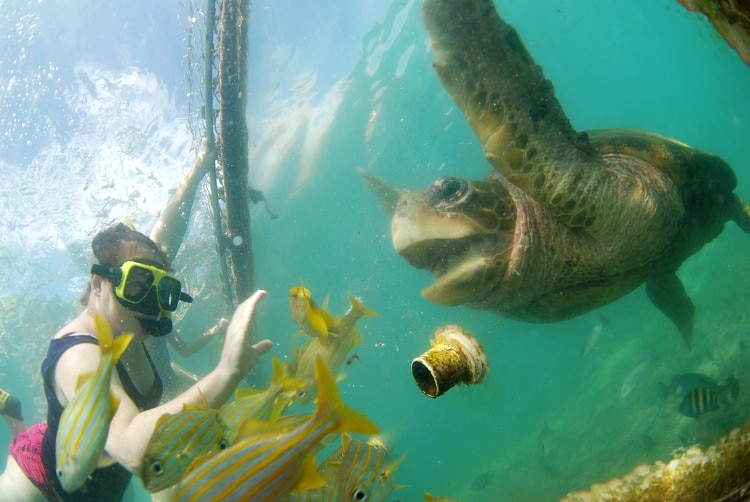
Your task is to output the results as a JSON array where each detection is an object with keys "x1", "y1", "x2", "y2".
[{"x1": 220, "y1": 290, "x2": 273, "y2": 381}]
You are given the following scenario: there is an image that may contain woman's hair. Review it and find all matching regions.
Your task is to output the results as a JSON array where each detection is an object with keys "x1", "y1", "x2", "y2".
[{"x1": 80, "y1": 223, "x2": 172, "y2": 305}]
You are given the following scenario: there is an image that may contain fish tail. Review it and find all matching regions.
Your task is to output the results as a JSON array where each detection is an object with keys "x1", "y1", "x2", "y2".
[
  {"x1": 110, "y1": 333, "x2": 134, "y2": 361},
  {"x1": 270, "y1": 356, "x2": 287, "y2": 385},
  {"x1": 347, "y1": 294, "x2": 377, "y2": 319},
  {"x1": 314, "y1": 356, "x2": 379, "y2": 436},
  {"x1": 94, "y1": 314, "x2": 133, "y2": 359}
]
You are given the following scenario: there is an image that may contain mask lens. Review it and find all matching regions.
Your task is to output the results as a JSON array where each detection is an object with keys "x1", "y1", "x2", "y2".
[
  {"x1": 123, "y1": 266, "x2": 155, "y2": 303},
  {"x1": 157, "y1": 276, "x2": 182, "y2": 312}
]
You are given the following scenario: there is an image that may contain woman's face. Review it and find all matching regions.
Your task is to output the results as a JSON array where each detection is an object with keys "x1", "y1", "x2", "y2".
[{"x1": 93, "y1": 242, "x2": 165, "y2": 339}]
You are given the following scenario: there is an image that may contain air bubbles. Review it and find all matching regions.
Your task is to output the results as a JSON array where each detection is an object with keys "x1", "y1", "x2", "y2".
[{"x1": 232, "y1": 235, "x2": 243, "y2": 247}]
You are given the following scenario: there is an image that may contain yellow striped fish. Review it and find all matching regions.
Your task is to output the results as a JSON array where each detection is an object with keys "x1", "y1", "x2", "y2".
[
  {"x1": 55, "y1": 314, "x2": 133, "y2": 493},
  {"x1": 284, "y1": 433, "x2": 404, "y2": 502},
  {"x1": 290, "y1": 295, "x2": 375, "y2": 405},
  {"x1": 289, "y1": 282, "x2": 332, "y2": 341},
  {"x1": 143, "y1": 400, "x2": 223, "y2": 492},
  {"x1": 218, "y1": 356, "x2": 306, "y2": 448},
  {"x1": 173, "y1": 357, "x2": 379, "y2": 502}
]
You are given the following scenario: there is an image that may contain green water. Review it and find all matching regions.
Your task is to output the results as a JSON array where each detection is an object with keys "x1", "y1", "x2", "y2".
[{"x1": 1, "y1": 0, "x2": 749, "y2": 500}]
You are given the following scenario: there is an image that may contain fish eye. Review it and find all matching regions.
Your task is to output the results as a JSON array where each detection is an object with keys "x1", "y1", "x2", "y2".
[
  {"x1": 218, "y1": 439, "x2": 229, "y2": 450},
  {"x1": 351, "y1": 487, "x2": 368, "y2": 500},
  {"x1": 150, "y1": 462, "x2": 163, "y2": 474},
  {"x1": 427, "y1": 176, "x2": 470, "y2": 210}
]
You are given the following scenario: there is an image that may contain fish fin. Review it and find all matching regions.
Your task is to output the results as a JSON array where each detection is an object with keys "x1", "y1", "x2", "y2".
[
  {"x1": 109, "y1": 393, "x2": 120, "y2": 416},
  {"x1": 75, "y1": 371, "x2": 94, "y2": 389},
  {"x1": 93, "y1": 313, "x2": 133, "y2": 358},
  {"x1": 270, "y1": 356, "x2": 287, "y2": 384},
  {"x1": 235, "y1": 418, "x2": 290, "y2": 441},
  {"x1": 646, "y1": 273, "x2": 694, "y2": 349},
  {"x1": 271, "y1": 376, "x2": 307, "y2": 418},
  {"x1": 341, "y1": 432, "x2": 352, "y2": 450},
  {"x1": 234, "y1": 387, "x2": 263, "y2": 400},
  {"x1": 197, "y1": 388, "x2": 210, "y2": 409},
  {"x1": 182, "y1": 402, "x2": 206, "y2": 412},
  {"x1": 347, "y1": 294, "x2": 378, "y2": 319},
  {"x1": 93, "y1": 313, "x2": 113, "y2": 347},
  {"x1": 313, "y1": 356, "x2": 379, "y2": 436},
  {"x1": 387, "y1": 453, "x2": 408, "y2": 476},
  {"x1": 291, "y1": 453, "x2": 326, "y2": 493},
  {"x1": 153, "y1": 412, "x2": 172, "y2": 430},
  {"x1": 109, "y1": 333, "x2": 133, "y2": 361},
  {"x1": 318, "y1": 295, "x2": 337, "y2": 329}
]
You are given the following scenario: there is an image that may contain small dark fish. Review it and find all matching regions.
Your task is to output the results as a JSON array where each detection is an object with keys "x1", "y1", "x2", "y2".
[
  {"x1": 470, "y1": 470, "x2": 495, "y2": 491},
  {"x1": 345, "y1": 354, "x2": 360, "y2": 366},
  {"x1": 679, "y1": 387, "x2": 719, "y2": 418}
]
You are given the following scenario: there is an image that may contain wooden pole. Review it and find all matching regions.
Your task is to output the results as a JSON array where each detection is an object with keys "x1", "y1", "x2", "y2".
[{"x1": 217, "y1": 0, "x2": 255, "y2": 303}]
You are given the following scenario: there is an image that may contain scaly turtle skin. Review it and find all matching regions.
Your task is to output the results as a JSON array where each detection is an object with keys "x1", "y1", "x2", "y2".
[{"x1": 360, "y1": 0, "x2": 750, "y2": 348}]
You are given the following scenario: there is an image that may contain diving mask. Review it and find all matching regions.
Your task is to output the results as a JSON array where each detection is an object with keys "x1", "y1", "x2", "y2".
[{"x1": 91, "y1": 260, "x2": 193, "y2": 316}]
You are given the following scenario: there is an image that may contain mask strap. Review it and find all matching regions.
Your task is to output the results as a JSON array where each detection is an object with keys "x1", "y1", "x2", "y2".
[{"x1": 90, "y1": 264, "x2": 123, "y2": 286}]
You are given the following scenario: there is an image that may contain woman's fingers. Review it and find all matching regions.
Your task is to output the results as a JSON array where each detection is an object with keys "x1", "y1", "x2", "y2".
[{"x1": 225, "y1": 290, "x2": 266, "y2": 342}]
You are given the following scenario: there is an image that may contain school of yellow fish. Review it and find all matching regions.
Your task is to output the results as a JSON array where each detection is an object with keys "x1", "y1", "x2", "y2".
[{"x1": 55, "y1": 284, "x2": 462, "y2": 500}]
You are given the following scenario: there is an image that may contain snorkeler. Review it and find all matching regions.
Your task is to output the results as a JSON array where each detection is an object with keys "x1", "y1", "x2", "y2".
[
  {"x1": 0, "y1": 386, "x2": 25, "y2": 437},
  {"x1": 0, "y1": 224, "x2": 272, "y2": 501}
]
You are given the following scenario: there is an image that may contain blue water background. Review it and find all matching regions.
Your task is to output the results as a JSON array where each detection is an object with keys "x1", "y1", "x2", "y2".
[{"x1": 1, "y1": 0, "x2": 749, "y2": 500}]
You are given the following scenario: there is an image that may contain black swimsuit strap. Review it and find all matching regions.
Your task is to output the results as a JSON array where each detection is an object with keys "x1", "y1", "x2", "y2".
[{"x1": 115, "y1": 342, "x2": 163, "y2": 410}]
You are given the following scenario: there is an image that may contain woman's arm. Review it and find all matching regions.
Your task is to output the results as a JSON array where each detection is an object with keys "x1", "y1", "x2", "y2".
[
  {"x1": 106, "y1": 291, "x2": 270, "y2": 474},
  {"x1": 150, "y1": 140, "x2": 214, "y2": 261}
]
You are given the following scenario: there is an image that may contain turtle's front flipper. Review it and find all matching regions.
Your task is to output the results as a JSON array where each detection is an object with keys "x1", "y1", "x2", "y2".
[
  {"x1": 422, "y1": 0, "x2": 599, "y2": 204},
  {"x1": 731, "y1": 195, "x2": 750, "y2": 233},
  {"x1": 646, "y1": 273, "x2": 695, "y2": 349}
]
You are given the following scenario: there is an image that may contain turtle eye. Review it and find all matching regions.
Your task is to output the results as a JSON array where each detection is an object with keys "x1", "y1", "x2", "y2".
[{"x1": 427, "y1": 176, "x2": 470, "y2": 209}]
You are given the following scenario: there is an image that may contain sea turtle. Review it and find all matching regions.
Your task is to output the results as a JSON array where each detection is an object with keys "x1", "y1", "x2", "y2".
[{"x1": 360, "y1": 0, "x2": 750, "y2": 348}]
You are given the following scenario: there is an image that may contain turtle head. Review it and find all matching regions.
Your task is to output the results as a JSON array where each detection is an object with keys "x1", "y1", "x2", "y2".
[{"x1": 362, "y1": 170, "x2": 517, "y2": 307}]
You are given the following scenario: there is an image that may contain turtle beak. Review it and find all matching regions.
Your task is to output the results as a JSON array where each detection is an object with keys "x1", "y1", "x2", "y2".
[{"x1": 358, "y1": 167, "x2": 402, "y2": 216}]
